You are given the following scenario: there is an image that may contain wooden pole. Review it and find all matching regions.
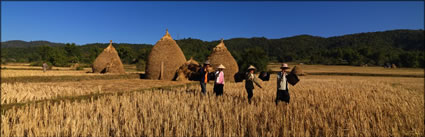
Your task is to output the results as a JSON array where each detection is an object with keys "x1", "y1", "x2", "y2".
[{"x1": 160, "y1": 61, "x2": 164, "y2": 80}]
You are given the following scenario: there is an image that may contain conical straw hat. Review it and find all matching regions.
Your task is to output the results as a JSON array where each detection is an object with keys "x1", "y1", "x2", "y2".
[
  {"x1": 217, "y1": 64, "x2": 226, "y2": 69},
  {"x1": 280, "y1": 63, "x2": 290, "y2": 69},
  {"x1": 247, "y1": 65, "x2": 256, "y2": 70}
]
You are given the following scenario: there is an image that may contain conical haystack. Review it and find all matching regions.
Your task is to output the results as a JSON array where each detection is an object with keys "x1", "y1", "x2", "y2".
[
  {"x1": 92, "y1": 40, "x2": 125, "y2": 73},
  {"x1": 146, "y1": 29, "x2": 187, "y2": 80},
  {"x1": 208, "y1": 39, "x2": 239, "y2": 81}
]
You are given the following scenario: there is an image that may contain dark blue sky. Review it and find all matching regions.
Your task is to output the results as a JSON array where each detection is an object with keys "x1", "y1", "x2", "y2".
[{"x1": 1, "y1": 1, "x2": 424, "y2": 45}]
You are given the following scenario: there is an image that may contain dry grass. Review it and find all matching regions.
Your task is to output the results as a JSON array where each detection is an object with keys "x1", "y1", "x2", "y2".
[
  {"x1": 1, "y1": 83, "x2": 97, "y2": 104},
  {"x1": 268, "y1": 63, "x2": 424, "y2": 76},
  {"x1": 2, "y1": 75, "x2": 423, "y2": 136},
  {"x1": 1, "y1": 63, "x2": 66, "y2": 70},
  {"x1": 1, "y1": 64, "x2": 143, "y2": 78},
  {"x1": 1, "y1": 69, "x2": 99, "y2": 78},
  {"x1": 41, "y1": 79, "x2": 190, "y2": 93},
  {"x1": 1, "y1": 79, "x2": 191, "y2": 105}
]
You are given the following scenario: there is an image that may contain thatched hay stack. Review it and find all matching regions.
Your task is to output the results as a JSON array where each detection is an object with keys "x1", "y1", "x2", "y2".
[
  {"x1": 146, "y1": 29, "x2": 187, "y2": 80},
  {"x1": 291, "y1": 65, "x2": 306, "y2": 76},
  {"x1": 92, "y1": 40, "x2": 125, "y2": 73},
  {"x1": 208, "y1": 39, "x2": 239, "y2": 81},
  {"x1": 176, "y1": 57, "x2": 201, "y2": 81}
]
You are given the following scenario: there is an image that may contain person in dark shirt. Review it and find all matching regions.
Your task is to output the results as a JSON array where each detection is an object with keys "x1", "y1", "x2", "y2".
[
  {"x1": 245, "y1": 65, "x2": 262, "y2": 104},
  {"x1": 199, "y1": 60, "x2": 211, "y2": 95}
]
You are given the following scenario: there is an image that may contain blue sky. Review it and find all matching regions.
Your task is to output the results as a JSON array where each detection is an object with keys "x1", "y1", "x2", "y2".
[{"x1": 1, "y1": 1, "x2": 424, "y2": 45}]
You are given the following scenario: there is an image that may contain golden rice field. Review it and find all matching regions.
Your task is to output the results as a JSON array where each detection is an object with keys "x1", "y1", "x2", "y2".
[
  {"x1": 268, "y1": 63, "x2": 424, "y2": 76},
  {"x1": 0, "y1": 69, "x2": 100, "y2": 78},
  {"x1": 1, "y1": 78, "x2": 191, "y2": 105},
  {"x1": 1, "y1": 63, "x2": 139, "y2": 78},
  {"x1": 1, "y1": 65, "x2": 423, "y2": 137},
  {"x1": 1, "y1": 82, "x2": 97, "y2": 104}
]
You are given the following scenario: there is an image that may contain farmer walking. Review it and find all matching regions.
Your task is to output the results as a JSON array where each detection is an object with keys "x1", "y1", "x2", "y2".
[
  {"x1": 276, "y1": 63, "x2": 291, "y2": 105},
  {"x1": 42, "y1": 62, "x2": 48, "y2": 72},
  {"x1": 213, "y1": 64, "x2": 226, "y2": 96},
  {"x1": 245, "y1": 65, "x2": 262, "y2": 104},
  {"x1": 199, "y1": 60, "x2": 211, "y2": 95}
]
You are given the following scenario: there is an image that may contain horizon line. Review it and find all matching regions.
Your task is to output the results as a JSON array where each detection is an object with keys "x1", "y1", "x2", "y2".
[{"x1": 1, "y1": 28, "x2": 423, "y2": 46}]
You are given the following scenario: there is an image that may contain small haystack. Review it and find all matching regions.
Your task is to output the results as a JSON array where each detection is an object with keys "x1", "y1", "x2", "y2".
[
  {"x1": 207, "y1": 39, "x2": 239, "y2": 81},
  {"x1": 70, "y1": 63, "x2": 80, "y2": 70},
  {"x1": 291, "y1": 65, "x2": 306, "y2": 76},
  {"x1": 391, "y1": 64, "x2": 397, "y2": 69},
  {"x1": 145, "y1": 29, "x2": 187, "y2": 80},
  {"x1": 92, "y1": 40, "x2": 125, "y2": 73},
  {"x1": 176, "y1": 57, "x2": 201, "y2": 81}
]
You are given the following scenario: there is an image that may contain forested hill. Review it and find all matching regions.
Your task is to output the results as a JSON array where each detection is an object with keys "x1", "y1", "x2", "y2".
[
  {"x1": 178, "y1": 29, "x2": 424, "y2": 69},
  {"x1": 1, "y1": 29, "x2": 424, "y2": 69},
  {"x1": 1, "y1": 40, "x2": 66, "y2": 48}
]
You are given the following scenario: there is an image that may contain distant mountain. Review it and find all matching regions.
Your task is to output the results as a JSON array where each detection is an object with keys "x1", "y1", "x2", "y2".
[
  {"x1": 1, "y1": 40, "x2": 66, "y2": 48},
  {"x1": 2, "y1": 29, "x2": 423, "y2": 50}
]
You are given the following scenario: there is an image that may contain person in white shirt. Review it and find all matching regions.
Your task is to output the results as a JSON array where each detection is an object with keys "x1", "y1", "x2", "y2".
[
  {"x1": 276, "y1": 63, "x2": 290, "y2": 105},
  {"x1": 42, "y1": 62, "x2": 48, "y2": 72}
]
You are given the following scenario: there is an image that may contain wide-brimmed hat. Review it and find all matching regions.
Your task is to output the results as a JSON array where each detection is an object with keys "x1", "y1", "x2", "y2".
[
  {"x1": 204, "y1": 60, "x2": 210, "y2": 65},
  {"x1": 247, "y1": 65, "x2": 256, "y2": 70},
  {"x1": 217, "y1": 64, "x2": 226, "y2": 69},
  {"x1": 280, "y1": 63, "x2": 290, "y2": 69}
]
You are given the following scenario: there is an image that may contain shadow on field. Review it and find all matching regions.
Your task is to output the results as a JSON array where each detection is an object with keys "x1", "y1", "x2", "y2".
[{"x1": 139, "y1": 73, "x2": 147, "y2": 79}]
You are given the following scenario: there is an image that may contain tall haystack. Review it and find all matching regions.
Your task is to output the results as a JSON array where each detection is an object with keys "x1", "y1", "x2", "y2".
[
  {"x1": 208, "y1": 39, "x2": 239, "y2": 81},
  {"x1": 92, "y1": 40, "x2": 125, "y2": 73},
  {"x1": 146, "y1": 29, "x2": 187, "y2": 80}
]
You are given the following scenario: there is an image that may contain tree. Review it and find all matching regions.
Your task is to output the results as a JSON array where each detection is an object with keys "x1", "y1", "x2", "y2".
[
  {"x1": 64, "y1": 43, "x2": 81, "y2": 63},
  {"x1": 399, "y1": 52, "x2": 419, "y2": 67},
  {"x1": 38, "y1": 45, "x2": 53, "y2": 62},
  {"x1": 83, "y1": 46, "x2": 103, "y2": 64},
  {"x1": 238, "y1": 47, "x2": 269, "y2": 72},
  {"x1": 117, "y1": 46, "x2": 136, "y2": 64},
  {"x1": 136, "y1": 47, "x2": 151, "y2": 63},
  {"x1": 49, "y1": 47, "x2": 68, "y2": 67}
]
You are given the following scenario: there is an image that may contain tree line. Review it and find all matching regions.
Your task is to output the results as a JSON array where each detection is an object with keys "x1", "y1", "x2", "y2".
[{"x1": 1, "y1": 29, "x2": 424, "y2": 72}]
